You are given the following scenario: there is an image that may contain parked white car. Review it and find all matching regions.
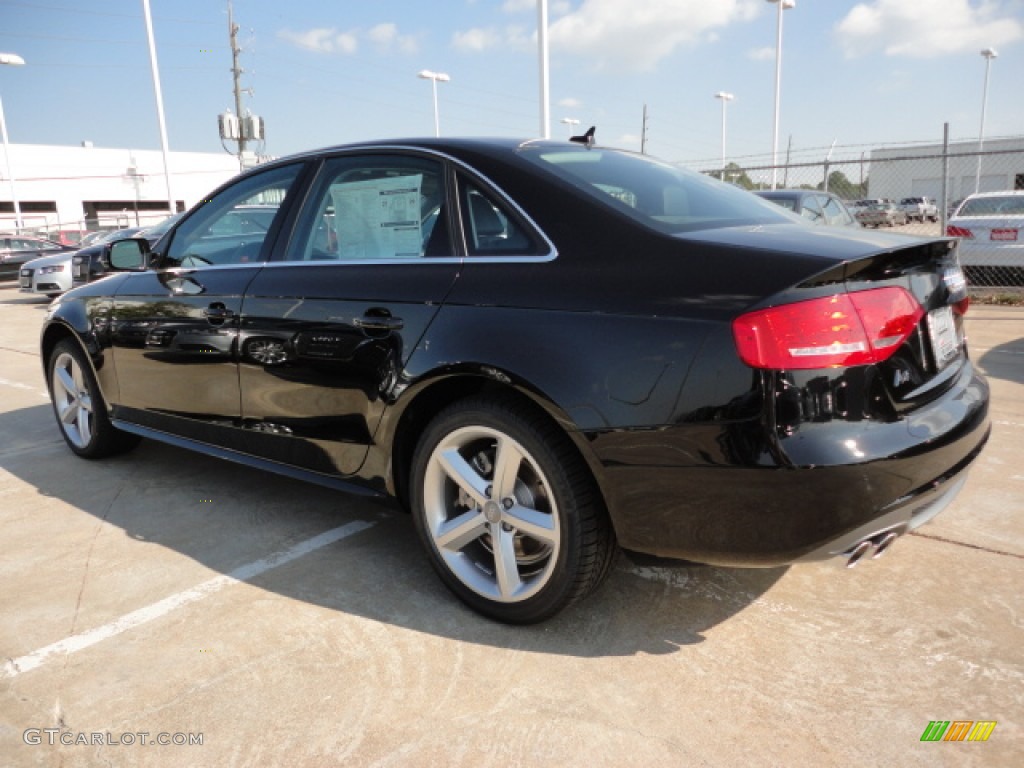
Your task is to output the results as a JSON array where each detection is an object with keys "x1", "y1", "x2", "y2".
[
  {"x1": 946, "y1": 190, "x2": 1024, "y2": 274},
  {"x1": 898, "y1": 196, "x2": 939, "y2": 223}
]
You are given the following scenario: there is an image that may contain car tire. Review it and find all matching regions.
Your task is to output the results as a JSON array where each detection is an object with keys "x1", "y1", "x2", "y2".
[
  {"x1": 410, "y1": 396, "x2": 616, "y2": 624},
  {"x1": 47, "y1": 338, "x2": 141, "y2": 459}
]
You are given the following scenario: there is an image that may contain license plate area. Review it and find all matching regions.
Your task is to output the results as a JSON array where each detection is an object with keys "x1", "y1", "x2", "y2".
[
  {"x1": 990, "y1": 228, "x2": 1018, "y2": 241},
  {"x1": 927, "y1": 305, "x2": 960, "y2": 369}
]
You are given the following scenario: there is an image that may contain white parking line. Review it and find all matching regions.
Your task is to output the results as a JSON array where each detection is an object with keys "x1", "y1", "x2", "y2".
[
  {"x1": 0, "y1": 377, "x2": 49, "y2": 400},
  {"x1": 2, "y1": 520, "x2": 375, "y2": 678}
]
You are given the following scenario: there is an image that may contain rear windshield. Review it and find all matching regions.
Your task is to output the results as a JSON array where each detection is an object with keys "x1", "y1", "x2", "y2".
[
  {"x1": 519, "y1": 145, "x2": 791, "y2": 233},
  {"x1": 958, "y1": 196, "x2": 1024, "y2": 216}
]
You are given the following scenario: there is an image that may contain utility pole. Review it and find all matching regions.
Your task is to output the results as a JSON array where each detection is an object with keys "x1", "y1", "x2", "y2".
[
  {"x1": 219, "y1": 1, "x2": 263, "y2": 170},
  {"x1": 228, "y1": 0, "x2": 246, "y2": 160}
]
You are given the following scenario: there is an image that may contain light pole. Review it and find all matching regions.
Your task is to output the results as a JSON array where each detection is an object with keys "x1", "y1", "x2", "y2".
[
  {"x1": 0, "y1": 52, "x2": 25, "y2": 232},
  {"x1": 418, "y1": 69, "x2": 450, "y2": 138},
  {"x1": 974, "y1": 47, "x2": 997, "y2": 194},
  {"x1": 560, "y1": 117, "x2": 579, "y2": 137},
  {"x1": 538, "y1": 0, "x2": 551, "y2": 139},
  {"x1": 766, "y1": 0, "x2": 795, "y2": 190},
  {"x1": 714, "y1": 92, "x2": 734, "y2": 180}
]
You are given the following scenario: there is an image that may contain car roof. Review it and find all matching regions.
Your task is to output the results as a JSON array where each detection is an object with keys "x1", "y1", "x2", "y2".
[{"x1": 964, "y1": 190, "x2": 1024, "y2": 199}]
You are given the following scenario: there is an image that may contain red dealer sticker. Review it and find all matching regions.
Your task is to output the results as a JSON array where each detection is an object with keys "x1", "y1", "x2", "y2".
[{"x1": 990, "y1": 228, "x2": 1018, "y2": 241}]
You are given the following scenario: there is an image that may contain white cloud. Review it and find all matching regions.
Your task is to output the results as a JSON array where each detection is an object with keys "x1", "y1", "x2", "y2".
[
  {"x1": 747, "y1": 46, "x2": 776, "y2": 61},
  {"x1": 558, "y1": 97, "x2": 583, "y2": 108},
  {"x1": 836, "y1": 0, "x2": 1024, "y2": 58},
  {"x1": 547, "y1": 0, "x2": 762, "y2": 71},
  {"x1": 279, "y1": 23, "x2": 418, "y2": 56},
  {"x1": 452, "y1": 27, "x2": 502, "y2": 52},
  {"x1": 279, "y1": 27, "x2": 358, "y2": 55},
  {"x1": 367, "y1": 22, "x2": 419, "y2": 54},
  {"x1": 453, "y1": 0, "x2": 761, "y2": 69}
]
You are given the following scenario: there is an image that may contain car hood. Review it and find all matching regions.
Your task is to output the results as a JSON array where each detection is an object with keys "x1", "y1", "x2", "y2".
[
  {"x1": 674, "y1": 222, "x2": 933, "y2": 263},
  {"x1": 21, "y1": 252, "x2": 75, "y2": 269}
]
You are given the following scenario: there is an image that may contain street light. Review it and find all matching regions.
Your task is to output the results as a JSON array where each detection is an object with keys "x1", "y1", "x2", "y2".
[
  {"x1": 418, "y1": 69, "x2": 450, "y2": 138},
  {"x1": 766, "y1": 0, "x2": 795, "y2": 190},
  {"x1": 560, "y1": 117, "x2": 579, "y2": 137},
  {"x1": 714, "y1": 92, "x2": 734, "y2": 180},
  {"x1": 974, "y1": 47, "x2": 997, "y2": 194},
  {"x1": 0, "y1": 52, "x2": 25, "y2": 233}
]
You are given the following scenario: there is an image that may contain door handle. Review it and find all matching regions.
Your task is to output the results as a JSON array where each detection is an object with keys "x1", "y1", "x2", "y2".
[
  {"x1": 203, "y1": 303, "x2": 235, "y2": 323},
  {"x1": 354, "y1": 314, "x2": 404, "y2": 332}
]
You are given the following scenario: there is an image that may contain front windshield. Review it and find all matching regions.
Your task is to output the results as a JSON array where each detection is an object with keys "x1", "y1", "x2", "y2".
[{"x1": 520, "y1": 145, "x2": 791, "y2": 233}]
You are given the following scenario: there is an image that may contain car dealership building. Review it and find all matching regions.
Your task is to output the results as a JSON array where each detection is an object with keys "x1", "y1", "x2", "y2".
[{"x1": 0, "y1": 142, "x2": 243, "y2": 238}]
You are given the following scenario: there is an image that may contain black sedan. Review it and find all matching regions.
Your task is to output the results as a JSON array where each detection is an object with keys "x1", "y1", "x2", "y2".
[
  {"x1": 1, "y1": 235, "x2": 75, "y2": 281},
  {"x1": 40, "y1": 137, "x2": 990, "y2": 623}
]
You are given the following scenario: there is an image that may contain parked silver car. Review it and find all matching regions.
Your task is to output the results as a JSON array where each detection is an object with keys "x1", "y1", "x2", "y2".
[
  {"x1": 19, "y1": 227, "x2": 145, "y2": 298},
  {"x1": 855, "y1": 202, "x2": 908, "y2": 228}
]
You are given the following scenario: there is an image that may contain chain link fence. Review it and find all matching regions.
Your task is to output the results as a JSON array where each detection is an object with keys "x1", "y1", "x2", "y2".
[{"x1": 688, "y1": 136, "x2": 1024, "y2": 291}]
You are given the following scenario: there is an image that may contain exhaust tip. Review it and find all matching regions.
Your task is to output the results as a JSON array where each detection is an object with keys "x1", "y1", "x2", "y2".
[
  {"x1": 871, "y1": 531, "x2": 899, "y2": 560},
  {"x1": 846, "y1": 540, "x2": 875, "y2": 568}
]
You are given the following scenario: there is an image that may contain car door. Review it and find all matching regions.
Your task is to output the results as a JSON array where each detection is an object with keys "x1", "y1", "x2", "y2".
[
  {"x1": 237, "y1": 152, "x2": 461, "y2": 477},
  {"x1": 109, "y1": 162, "x2": 305, "y2": 441}
]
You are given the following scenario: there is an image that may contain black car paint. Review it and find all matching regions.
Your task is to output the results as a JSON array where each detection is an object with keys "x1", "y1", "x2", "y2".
[{"x1": 42, "y1": 138, "x2": 990, "y2": 567}]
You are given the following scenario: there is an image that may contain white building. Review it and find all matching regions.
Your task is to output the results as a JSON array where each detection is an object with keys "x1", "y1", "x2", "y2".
[
  {"x1": 868, "y1": 136, "x2": 1024, "y2": 204},
  {"x1": 0, "y1": 142, "x2": 243, "y2": 239}
]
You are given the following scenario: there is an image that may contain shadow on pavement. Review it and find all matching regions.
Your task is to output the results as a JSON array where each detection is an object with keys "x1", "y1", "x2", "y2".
[
  {"x1": 1, "y1": 404, "x2": 787, "y2": 658},
  {"x1": 977, "y1": 338, "x2": 1024, "y2": 385}
]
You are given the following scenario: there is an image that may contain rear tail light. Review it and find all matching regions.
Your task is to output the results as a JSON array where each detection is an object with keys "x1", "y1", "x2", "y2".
[
  {"x1": 732, "y1": 287, "x2": 924, "y2": 370},
  {"x1": 946, "y1": 225, "x2": 973, "y2": 239}
]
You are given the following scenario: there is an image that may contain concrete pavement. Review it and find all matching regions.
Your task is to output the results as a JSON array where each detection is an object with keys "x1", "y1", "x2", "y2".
[{"x1": 1, "y1": 284, "x2": 1021, "y2": 767}]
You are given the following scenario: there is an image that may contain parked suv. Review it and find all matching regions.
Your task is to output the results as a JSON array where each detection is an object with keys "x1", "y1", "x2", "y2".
[{"x1": 899, "y1": 197, "x2": 939, "y2": 223}]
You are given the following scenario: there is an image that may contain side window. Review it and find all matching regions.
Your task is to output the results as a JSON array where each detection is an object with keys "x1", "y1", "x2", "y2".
[
  {"x1": 164, "y1": 163, "x2": 301, "y2": 269},
  {"x1": 285, "y1": 155, "x2": 449, "y2": 262},
  {"x1": 800, "y1": 195, "x2": 824, "y2": 224},
  {"x1": 820, "y1": 195, "x2": 853, "y2": 226},
  {"x1": 459, "y1": 179, "x2": 541, "y2": 256}
]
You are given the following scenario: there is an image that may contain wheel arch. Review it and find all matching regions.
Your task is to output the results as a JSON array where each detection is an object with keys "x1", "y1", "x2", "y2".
[
  {"x1": 40, "y1": 320, "x2": 112, "y2": 411},
  {"x1": 383, "y1": 370, "x2": 610, "y2": 521}
]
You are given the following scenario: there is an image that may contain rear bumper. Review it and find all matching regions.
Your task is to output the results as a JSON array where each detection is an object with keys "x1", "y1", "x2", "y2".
[{"x1": 591, "y1": 360, "x2": 990, "y2": 566}]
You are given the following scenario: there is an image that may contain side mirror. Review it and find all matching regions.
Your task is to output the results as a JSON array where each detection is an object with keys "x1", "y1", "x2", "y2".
[{"x1": 107, "y1": 238, "x2": 150, "y2": 271}]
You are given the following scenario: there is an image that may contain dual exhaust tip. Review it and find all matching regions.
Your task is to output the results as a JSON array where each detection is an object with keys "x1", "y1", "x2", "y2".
[{"x1": 845, "y1": 531, "x2": 900, "y2": 568}]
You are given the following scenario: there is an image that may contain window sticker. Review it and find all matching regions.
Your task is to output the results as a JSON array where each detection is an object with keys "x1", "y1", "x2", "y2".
[{"x1": 331, "y1": 174, "x2": 423, "y2": 259}]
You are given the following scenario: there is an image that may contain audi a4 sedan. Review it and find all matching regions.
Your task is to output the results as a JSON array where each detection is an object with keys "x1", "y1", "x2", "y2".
[
  {"x1": 40, "y1": 137, "x2": 990, "y2": 623},
  {"x1": 19, "y1": 227, "x2": 147, "y2": 298}
]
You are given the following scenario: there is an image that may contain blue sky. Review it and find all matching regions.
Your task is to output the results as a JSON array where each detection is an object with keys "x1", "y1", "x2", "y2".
[{"x1": 0, "y1": 0, "x2": 1021, "y2": 170}]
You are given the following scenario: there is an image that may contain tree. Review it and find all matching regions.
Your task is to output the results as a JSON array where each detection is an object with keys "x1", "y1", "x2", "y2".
[
  {"x1": 720, "y1": 162, "x2": 755, "y2": 190},
  {"x1": 819, "y1": 170, "x2": 867, "y2": 200}
]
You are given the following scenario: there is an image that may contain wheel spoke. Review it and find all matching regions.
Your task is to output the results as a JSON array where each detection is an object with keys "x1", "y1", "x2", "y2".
[
  {"x1": 71, "y1": 360, "x2": 84, "y2": 391},
  {"x1": 492, "y1": 524, "x2": 523, "y2": 599},
  {"x1": 491, "y1": 435, "x2": 523, "y2": 500},
  {"x1": 437, "y1": 448, "x2": 489, "y2": 507},
  {"x1": 504, "y1": 504, "x2": 558, "y2": 545},
  {"x1": 59, "y1": 400, "x2": 77, "y2": 425},
  {"x1": 435, "y1": 508, "x2": 487, "y2": 551},
  {"x1": 55, "y1": 366, "x2": 76, "y2": 399},
  {"x1": 77, "y1": 403, "x2": 92, "y2": 442}
]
